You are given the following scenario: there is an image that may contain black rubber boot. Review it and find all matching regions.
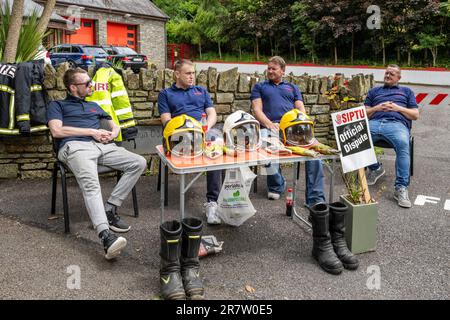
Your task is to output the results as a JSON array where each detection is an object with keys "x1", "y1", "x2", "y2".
[
  {"x1": 309, "y1": 203, "x2": 344, "y2": 275},
  {"x1": 329, "y1": 201, "x2": 359, "y2": 270},
  {"x1": 160, "y1": 220, "x2": 186, "y2": 300},
  {"x1": 181, "y1": 217, "x2": 205, "y2": 300}
]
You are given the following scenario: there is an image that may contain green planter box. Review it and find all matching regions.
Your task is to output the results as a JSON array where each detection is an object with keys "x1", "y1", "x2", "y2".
[{"x1": 340, "y1": 195, "x2": 378, "y2": 254}]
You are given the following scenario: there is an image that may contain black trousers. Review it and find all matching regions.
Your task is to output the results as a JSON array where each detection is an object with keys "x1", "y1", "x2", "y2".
[{"x1": 206, "y1": 170, "x2": 222, "y2": 202}]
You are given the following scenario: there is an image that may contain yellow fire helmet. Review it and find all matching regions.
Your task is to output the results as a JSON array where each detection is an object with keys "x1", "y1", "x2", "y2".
[
  {"x1": 163, "y1": 115, "x2": 205, "y2": 158},
  {"x1": 279, "y1": 109, "x2": 315, "y2": 147}
]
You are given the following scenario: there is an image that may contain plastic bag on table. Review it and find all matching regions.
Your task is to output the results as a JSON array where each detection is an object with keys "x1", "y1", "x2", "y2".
[{"x1": 217, "y1": 166, "x2": 256, "y2": 227}]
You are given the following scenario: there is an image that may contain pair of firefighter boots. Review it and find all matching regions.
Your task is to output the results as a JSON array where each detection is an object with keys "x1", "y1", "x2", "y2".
[
  {"x1": 159, "y1": 218, "x2": 204, "y2": 300},
  {"x1": 309, "y1": 202, "x2": 359, "y2": 275}
]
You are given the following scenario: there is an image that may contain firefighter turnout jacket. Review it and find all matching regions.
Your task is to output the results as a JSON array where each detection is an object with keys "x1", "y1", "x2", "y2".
[
  {"x1": 0, "y1": 60, "x2": 48, "y2": 135},
  {"x1": 86, "y1": 66, "x2": 137, "y2": 142}
]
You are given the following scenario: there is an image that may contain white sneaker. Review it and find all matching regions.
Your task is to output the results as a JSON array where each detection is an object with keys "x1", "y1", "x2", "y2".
[
  {"x1": 267, "y1": 192, "x2": 281, "y2": 200},
  {"x1": 394, "y1": 186, "x2": 412, "y2": 208},
  {"x1": 204, "y1": 201, "x2": 221, "y2": 225}
]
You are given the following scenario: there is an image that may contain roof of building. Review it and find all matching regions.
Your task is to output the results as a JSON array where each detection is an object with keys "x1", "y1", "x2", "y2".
[
  {"x1": 51, "y1": 0, "x2": 169, "y2": 20},
  {"x1": 0, "y1": 0, "x2": 68, "y2": 23}
]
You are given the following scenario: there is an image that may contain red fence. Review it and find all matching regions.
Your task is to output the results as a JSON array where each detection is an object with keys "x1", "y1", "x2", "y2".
[{"x1": 167, "y1": 43, "x2": 196, "y2": 69}]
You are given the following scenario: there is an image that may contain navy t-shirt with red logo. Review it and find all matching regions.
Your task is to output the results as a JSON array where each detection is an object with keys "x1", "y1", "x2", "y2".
[
  {"x1": 364, "y1": 85, "x2": 418, "y2": 130},
  {"x1": 47, "y1": 94, "x2": 112, "y2": 149},
  {"x1": 158, "y1": 83, "x2": 214, "y2": 121},
  {"x1": 250, "y1": 80, "x2": 303, "y2": 123}
]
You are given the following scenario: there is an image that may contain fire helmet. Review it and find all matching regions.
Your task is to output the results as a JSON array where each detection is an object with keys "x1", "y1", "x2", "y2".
[
  {"x1": 279, "y1": 109, "x2": 315, "y2": 147},
  {"x1": 223, "y1": 110, "x2": 261, "y2": 153},
  {"x1": 163, "y1": 115, "x2": 205, "y2": 158}
]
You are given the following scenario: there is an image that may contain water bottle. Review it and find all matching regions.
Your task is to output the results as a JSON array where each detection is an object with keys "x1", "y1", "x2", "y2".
[
  {"x1": 201, "y1": 113, "x2": 208, "y2": 133},
  {"x1": 286, "y1": 188, "x2": 293, "y2": 217}
]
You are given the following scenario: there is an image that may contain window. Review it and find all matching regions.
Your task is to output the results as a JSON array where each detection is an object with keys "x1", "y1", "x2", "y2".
[
  {"x1": 71, "y1": 46, "x2": 82, "y2": 53},
  {"x1": 82, "y1": 46, "x2": 108, "y2": 55},
  {"x1": 127, "y1": 25, "x2": 134, "y2": 30},
  {"x1": 127, "y1": 40, "x2": 134, "y2": 46},
  {"x1": 59, "y1": 46, "x2": 71, "y2": 53},
  {"x1": 83, "y1": 22, "x2": 92, "y2": 28},
  {"x1": 127, "y1": 33, "x2": 134, "y2": 38},
  {"x1": 115, "y1": 47, "x2": 137, "y2": 54}
]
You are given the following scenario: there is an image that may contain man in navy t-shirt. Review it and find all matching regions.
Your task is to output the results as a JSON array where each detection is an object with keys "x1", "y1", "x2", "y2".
[
  {"x1": 158, "y1": 60, "x2": 221, "y2": 225},
  {"x1": 158, "y1": 59, "x2": 216, "y2": 300},
  {"x1": 47, "y1": 68, "x2": 146, "y2": 260},
  {"x1": 365, "y1": 64, "x2": 419, "y2": 208},
  {"x1": 251, "y1": 56, "x2": 325, "y2": 207}
]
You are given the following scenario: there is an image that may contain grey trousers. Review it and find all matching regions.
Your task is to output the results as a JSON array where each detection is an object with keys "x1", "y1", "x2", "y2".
[{"x1": 58, "y1": 140, "x2": 147, "y2": 235}]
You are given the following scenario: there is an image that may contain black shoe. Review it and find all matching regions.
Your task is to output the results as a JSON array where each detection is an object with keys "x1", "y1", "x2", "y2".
[
  {"x1": 106, "y1": 206, "x2": 131, "y2": 233},
  {"x1": 99, "y1": 230, "x2": 127, "y2": 260}
]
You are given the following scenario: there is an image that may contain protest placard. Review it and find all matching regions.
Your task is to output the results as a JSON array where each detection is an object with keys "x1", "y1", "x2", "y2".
[{"x1": 331, "y1": 106, "x2": 377, "y2": 173}]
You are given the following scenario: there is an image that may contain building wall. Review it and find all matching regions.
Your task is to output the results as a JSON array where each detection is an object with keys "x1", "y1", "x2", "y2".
[{"x1": 51, "y1": 6, "x2": 166, "y2": 68}]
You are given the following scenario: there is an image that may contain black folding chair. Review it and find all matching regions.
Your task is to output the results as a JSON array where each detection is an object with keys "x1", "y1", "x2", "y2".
[{"x1": 50, "y1": 138, "x2": 139, "y2": 233}]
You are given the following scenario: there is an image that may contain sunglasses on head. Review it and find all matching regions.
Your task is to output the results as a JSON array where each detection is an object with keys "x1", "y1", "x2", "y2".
[{"x1": 73, "y1": 79, "x2": 92, "y2": 87}]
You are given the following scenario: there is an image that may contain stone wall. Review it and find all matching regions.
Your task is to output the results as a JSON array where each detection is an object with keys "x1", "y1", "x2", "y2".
[{"x1": 0, "y1": 63, "x2": 374, "y2": 179}]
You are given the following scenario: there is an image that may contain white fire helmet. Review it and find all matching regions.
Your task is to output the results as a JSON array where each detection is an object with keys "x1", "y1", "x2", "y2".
[{"x1": 223, "y1": 110, "x2": 261, "y2": 153}]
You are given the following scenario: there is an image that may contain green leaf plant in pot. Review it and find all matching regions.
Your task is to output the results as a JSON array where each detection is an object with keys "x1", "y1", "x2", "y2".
[{"x1": 340, "y1": 169, "x2": 383, "y2": 254}]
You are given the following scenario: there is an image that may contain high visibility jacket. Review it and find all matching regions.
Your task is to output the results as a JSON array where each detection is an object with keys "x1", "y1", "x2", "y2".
[
  {"x1": 86, "y1": 66, "x2": 137, "y2": 142},
  {"x1": 0, "y1": 60, "x2": 48, "y2": 135}
]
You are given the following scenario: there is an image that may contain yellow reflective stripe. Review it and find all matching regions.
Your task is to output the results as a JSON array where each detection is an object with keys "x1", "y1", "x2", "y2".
[
  {"x1": 111, "y1": 90, "x2": 127, "y2": 98},
  {"x1": 30, "y1": 125, "x2": 48, "y2": 132},
  {"x1": 30, "y1": 85, "x2": 42, "y2": 92},
  {"x1": 189, "y1": 235, "x2": 200, "y2": 239},
  {"x1": 0, "y1": 128, "x2": 19, "y2": 135},
  {"x1": 9, "y1": 95, "x2": 14, "y2": 129},
  {"x1": 120, "y1": 120, "x2": 137, "y2": 129},
  {"x1": 90, "y1": 99, "x2": 112, "y2": 106},
  {"x1": 0, "y1": 84, "x2": 14, "y2": 94},
  {"x1": 115, "y1": 107, "x2": 133, "y2": 116},
  {"x1": 0, "y1": 125, "x2": 47, "y2": 135},
  {"x1": 166, "y1": 239, "x2": 179, "y2": 244},
  {"x1": 17, "y1": 114, "x2": 30, "y2": 121}
]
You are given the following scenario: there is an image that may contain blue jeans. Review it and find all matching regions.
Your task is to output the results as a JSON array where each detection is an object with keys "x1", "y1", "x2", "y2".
[
  {"x1": 368, "y1": 119, "x2": 411, "y2": 187},
  {"x1": 261, "y1": 128, "x2": 325, "y2": 206},
  {"x1": 305, "y1": 160, "x2": 326, "y2": 207}
]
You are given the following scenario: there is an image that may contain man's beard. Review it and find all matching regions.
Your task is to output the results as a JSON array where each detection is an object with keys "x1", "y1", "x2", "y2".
[{"x1": 77, "y1": 88, "x2": 92, "y2": 99}]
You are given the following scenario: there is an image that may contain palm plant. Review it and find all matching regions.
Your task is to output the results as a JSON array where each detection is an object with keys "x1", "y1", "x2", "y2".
[
  {"x1": 0, "y1": 1, "x2": 12, "y2": 60},
  {"x1": 0, "y1": 1, "x2": 48, "y2": 63}
]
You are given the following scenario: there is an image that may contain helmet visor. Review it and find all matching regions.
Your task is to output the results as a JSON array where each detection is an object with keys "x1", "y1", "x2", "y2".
[
  {"x1": 229, "y1": 123, "x2": 260, "y2": 151},
  {"x1": 285, "y1": 124, "x2": 314, "y2": 147},
  {"x1": 169, "y1": 130, "x2": 203, "y2": 158}
]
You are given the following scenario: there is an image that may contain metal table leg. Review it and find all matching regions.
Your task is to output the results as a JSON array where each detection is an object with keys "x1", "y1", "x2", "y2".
[
  {"x1": 180, "y1": 174, "x2": 185, "y2": 220},
  {"x1": 160, "y1": 162, "x2": 166, "y2": 223},
  {"x1": 291, "y1": 162, "x2": 312, "y2": 229}
]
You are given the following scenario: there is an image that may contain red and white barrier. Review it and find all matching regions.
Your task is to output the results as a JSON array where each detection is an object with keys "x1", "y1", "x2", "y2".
[{"x1": 416, "y1": 93, "x2": 450, "y2": 106}]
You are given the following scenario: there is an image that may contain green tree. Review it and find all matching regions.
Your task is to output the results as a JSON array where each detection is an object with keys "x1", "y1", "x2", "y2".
[{"x1": 292, "y1": 1, "x2": 320, "y2": 63}]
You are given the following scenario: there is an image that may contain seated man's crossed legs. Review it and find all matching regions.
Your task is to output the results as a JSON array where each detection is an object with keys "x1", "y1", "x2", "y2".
[
  {"x1": 367, "y1": 119, "x2": 412, "y2": 208},
  {"x1": 58, "y1": 140, "x2": 147, "y2": 259}
]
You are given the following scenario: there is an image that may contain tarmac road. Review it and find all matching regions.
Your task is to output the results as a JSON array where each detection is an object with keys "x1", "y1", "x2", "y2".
[{"x1": 0, "y1": 84, "x2": 448, "y2": 300}]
